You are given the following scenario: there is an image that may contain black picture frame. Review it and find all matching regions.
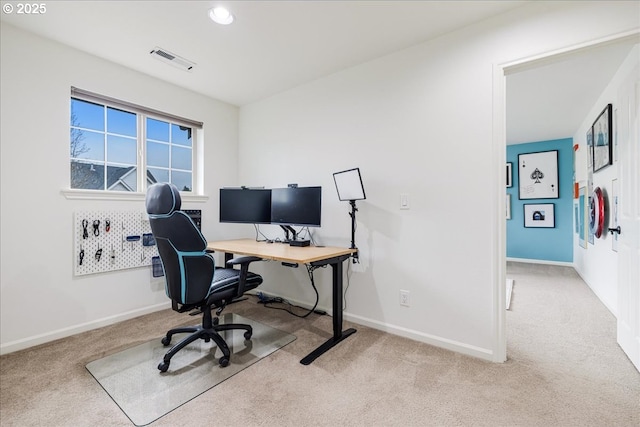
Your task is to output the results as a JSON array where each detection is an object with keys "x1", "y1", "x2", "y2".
[
  {"x1": 506, "y1": 162, "x2": 512, "y2": 187},
  {"x1": 523, "y1": 203, "x2": 555, "y2": 228},
  {"x1": 518, "y1": 150, "x2": 559, "y2": 200},
  {"x1": 593, "y1": 103, "x2": 613, "y2": 172}
]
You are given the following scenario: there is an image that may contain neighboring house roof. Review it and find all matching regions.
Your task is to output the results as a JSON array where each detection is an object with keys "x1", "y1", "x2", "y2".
[{"x1": 71, "y1": 161, "x2": 157, "y2": 190}]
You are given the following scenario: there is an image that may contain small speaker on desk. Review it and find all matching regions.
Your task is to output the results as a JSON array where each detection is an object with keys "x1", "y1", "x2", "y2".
[{"x1": 289, "y1": 240, "x2": 310, "y2": 247}]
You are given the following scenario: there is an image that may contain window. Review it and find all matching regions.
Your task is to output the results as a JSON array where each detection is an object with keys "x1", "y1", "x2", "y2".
[
  {"x1": 70, "y1": 88, "x2": 201, "y2": 193},
  {"x1": 145, "y1": 118, "x2": 193, "y2": 192}
]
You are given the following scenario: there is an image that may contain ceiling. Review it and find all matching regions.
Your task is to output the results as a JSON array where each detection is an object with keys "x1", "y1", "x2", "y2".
[
  {"x1": 2, "y1": 1, "x2": 637, "y2": 144},
  {"x1": 506, "y1": 40, "x2": 637, "y2": 144}
]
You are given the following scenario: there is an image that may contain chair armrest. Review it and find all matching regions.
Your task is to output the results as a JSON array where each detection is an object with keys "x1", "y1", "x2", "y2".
[
  {"x1": 225, "y1": 255, "x2": 263, "y2": 268},
  {"x1": 225, "y1": 256, "x2": 262, "y2": 297}
]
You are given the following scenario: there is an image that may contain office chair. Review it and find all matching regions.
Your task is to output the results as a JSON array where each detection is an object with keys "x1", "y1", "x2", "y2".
[{"x1": 146, "y1": 182, "x2": 263, "y2": 371}]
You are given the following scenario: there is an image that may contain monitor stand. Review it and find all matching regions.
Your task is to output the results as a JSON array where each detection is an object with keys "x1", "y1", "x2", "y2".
[{"x1": 280, "y1": 225, "x2": 310, "y2": 246}]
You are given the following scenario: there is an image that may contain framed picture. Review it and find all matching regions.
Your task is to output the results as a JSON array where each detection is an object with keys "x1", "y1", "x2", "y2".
[
  {"x1": 518, "y1": 150, "x2": 559, "y2": 199},
  {"x1": 578, "y1": 187, "x2": 587, "y2": 248},
  {"x1": 506, "y1": 193, "x2": 511, "y2": 219},
  {"x1": 614, "y1": 107, "x2": 619, "y2": 163},
  {"x1": 524, "y1": 203, "x2": 555, "y2": 228},
  {"x1": 593, "y1": 103, "x2": 613, "y2": 172},
  {"x1": 506, "y1": 162, "x2": 512, "y2": 187},
  {"x1": 587, "y1": 127, "x2": 593, "y2": 170}
]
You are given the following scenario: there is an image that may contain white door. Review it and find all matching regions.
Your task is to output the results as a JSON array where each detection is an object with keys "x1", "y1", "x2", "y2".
[{"x1": 616, "y1": 62, "x2": 640, "y2": 371}]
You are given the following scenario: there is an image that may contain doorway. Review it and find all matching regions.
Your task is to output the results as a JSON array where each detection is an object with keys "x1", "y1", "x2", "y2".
[{"x1": 495, "y1": 31, "x2": 640, "y2": 365}]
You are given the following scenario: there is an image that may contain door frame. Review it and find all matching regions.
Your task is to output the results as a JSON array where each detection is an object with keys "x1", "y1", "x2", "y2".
[{"x1": 491, "y1": 29, "x2": 640, "y2": 363}]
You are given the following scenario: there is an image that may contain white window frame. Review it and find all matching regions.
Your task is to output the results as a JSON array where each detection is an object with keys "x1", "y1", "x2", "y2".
[{"x1": 63, "y1": 87, "x2": 207, "y2": 202}]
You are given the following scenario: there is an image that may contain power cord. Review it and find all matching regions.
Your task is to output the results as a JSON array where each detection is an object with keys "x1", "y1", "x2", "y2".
[
  {"x1": 256, "y1": 264, "x2": 326, "y2": 318},
  {"x1": 344, "y1": 255, "x2": 352, "y2": 310},
  {"x1": 253, "y1": 224, "x2": 272, "y2": 242},
  {"x1": 82, "y1": 219, "x2": 89, "y2": 239}
]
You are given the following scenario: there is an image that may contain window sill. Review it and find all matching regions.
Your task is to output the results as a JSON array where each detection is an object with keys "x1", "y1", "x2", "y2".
[{"x1": 61, "y1": 189, "x2": 209, "y2": 203}]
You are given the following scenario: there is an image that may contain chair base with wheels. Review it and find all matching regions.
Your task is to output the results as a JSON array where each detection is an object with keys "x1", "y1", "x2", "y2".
[{"x1": 158, "y1": 303, "x2": 253, "y2": 371}]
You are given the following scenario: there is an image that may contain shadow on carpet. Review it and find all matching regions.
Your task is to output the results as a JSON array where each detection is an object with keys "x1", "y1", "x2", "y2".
[{"x1": 86, "y1": 313, "x2": 295, "y2": 426}]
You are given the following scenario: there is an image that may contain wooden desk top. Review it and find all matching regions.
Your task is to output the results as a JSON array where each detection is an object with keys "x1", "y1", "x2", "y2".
[{"x1": 207, "y1": 238, "x2": 356, "y2": 264}]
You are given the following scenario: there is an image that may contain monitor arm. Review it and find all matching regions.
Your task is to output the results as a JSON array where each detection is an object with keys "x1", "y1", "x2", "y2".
[{"x1": 280, "y1": 225, "x2": 298, "y2": 242}]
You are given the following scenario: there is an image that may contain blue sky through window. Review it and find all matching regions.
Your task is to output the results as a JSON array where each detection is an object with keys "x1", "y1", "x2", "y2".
[
  {"x1": 71, "y1": 97, "x2": 193, "y2": 191},
  {"x1": 71, "y1": 99, "x2": 104, "y2": 131},
  {"x1": 107, "y1": 107, "x2": 136, "y2": 137}
]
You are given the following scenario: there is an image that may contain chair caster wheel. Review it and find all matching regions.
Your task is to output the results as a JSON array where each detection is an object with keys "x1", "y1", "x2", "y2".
[
  {"x1": 161, "y1": 336, "x2": 171, "y2": 346},
  {"x1": 219, "y1": 356, "x2": 229, "y2": 367},
  {"x1": 244, "y1": 331, "x2": 252, "y2": 340},
  {"x1": 158, "y1": 361, "x2": 170, "y2": 372}
]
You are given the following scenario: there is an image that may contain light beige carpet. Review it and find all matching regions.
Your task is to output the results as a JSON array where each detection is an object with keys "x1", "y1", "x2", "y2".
[
  {"x1": 85, "y1": 313, "x2": 295, "y2": 426},
  {"x1": 1, "y1": 262, "x2": 639, "y2": 426}
]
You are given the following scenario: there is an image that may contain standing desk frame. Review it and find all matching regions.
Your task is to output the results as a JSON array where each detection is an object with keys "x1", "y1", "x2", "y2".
[{"x1": 206, "y1": 238, "x2": 356, "y2": 365}]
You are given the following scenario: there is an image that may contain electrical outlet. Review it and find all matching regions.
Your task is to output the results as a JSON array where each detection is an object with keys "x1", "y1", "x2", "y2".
[{"x1": 400, "y1": 290, "x2": 410, "y2": 307}]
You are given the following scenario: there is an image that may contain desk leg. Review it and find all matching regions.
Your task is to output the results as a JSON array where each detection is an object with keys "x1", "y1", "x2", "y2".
[{"x1": 300, "y1": 256, "x2": 356, "y2": 365}]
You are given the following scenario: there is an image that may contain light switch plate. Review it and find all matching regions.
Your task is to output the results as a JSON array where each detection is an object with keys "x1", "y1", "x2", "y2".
[{"x1": 400, "y1": 193, "x2": 410, "y2": 210}]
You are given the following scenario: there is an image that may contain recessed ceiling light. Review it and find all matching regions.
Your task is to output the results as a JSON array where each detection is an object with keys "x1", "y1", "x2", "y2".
[{"x1": 209, "y1": 7, "x2": 234, "y2": 25}]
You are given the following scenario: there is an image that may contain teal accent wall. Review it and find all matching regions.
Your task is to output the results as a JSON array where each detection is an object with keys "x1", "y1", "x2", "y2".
[{"x1": 507, "y1": 138, "x2": 573, "y2": 263}]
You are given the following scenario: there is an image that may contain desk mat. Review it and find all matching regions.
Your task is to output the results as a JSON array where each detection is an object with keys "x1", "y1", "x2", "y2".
[{"x1": 86, "y1": 313, "x2": 295, "y2": 426}]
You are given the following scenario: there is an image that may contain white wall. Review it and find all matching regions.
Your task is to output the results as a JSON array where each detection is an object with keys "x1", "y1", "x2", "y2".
[
  {"x1": 0, "y1": 24, "x2": 241, "y2": 353},
  {"x1": 238, "y1": 1, "x2": 640, "y2": 360},
  {"x1": 1, "y1": 2, "x2": 638, "y2": 359},
  {"x1": 573, "y1": 44, "x2": 640, "y2": 314}
]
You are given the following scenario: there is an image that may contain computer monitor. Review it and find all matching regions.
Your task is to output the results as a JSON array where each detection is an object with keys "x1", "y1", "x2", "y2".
[
  {"x1": 333, "y1": 168, "x2": 366, "y2": 201},
  {"x1": 270, "y1": 186, "x2": 322, "y2": 227},
  {"x1": 219, "y1": 188, "x2": 272, "y2": 224}
]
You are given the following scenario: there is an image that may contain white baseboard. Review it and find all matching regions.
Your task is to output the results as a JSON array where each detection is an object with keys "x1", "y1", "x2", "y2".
[
  {"x1": 507, "y1": 257, "x2": 573, "y2": 267},
  {"x1": 247, "y1": 289, "x2": 496, "y2": 362},
  {"x1": 573, "y1": 269, "x2": 618, "y2": 316},
  {"x1": 3, "y1": 291, "x2": 497, "y2": 362},
  {"x1": 343, "y1": 312, "x2": 495, "y2": 362},
  {"x1": 0, "y1": 302, "x2": 171, "y2": 355}
]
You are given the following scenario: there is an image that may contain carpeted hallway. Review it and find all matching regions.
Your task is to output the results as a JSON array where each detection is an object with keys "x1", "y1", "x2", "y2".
[{"x1": 1, "y1": 262, "x2": 638, "y2": 426}]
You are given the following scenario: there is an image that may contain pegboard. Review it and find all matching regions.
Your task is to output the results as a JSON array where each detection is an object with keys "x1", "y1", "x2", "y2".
[{"x1": 73, "y1": 211, "x2": 159, "y2": 276}]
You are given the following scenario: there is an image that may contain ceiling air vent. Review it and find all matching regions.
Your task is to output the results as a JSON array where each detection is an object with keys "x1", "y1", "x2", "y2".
[{"x1": 150, "y1": 47, "x2": 196, "y2": 72}]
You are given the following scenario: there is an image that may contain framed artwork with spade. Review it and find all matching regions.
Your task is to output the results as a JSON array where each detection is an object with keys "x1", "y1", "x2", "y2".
[{"x1": 518, "y1": 150, "x2": 559, "y2": 200}]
